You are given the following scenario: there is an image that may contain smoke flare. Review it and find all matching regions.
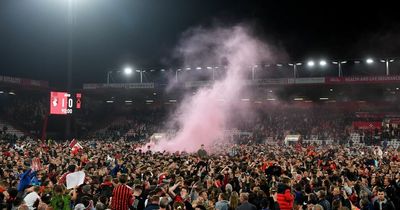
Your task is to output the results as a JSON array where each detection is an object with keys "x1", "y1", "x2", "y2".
[{"x1": 149, "y1": 24, "x2": 278, "y2": 153}]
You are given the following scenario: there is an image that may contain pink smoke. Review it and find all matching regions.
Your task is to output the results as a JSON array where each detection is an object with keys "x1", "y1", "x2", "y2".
[{"x1": 150, "y1": 24, "x2": 278, "y2": 153}]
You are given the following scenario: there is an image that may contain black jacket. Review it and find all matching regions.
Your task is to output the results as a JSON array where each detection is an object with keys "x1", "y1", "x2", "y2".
[
  {"x1": 373, "y1": 199, "x2": 395, "y2": 210},
  {"x1": 236, "y1": 201, "x2": 257, "y2": 210},
  {"x1": 318, "y1": 199, "x2": 331, "y2": 210},
  {"x1": 144, "y1": 203, "x2": 160, "y2": 210}
]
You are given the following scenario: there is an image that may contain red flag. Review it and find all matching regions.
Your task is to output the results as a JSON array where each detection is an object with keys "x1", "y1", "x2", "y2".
[
  {"x1": 71, "y1": 141, "x2": 83, "y2": 156},
  {"x1": 74, "y1": 142, "x2": 83, "y2": 149},
  {"x1": 31, "y1": 157, "x2": 42, "y2": 171},
  {"x1": 69, "y1": 139, "x2": 77, "y2": 148}
]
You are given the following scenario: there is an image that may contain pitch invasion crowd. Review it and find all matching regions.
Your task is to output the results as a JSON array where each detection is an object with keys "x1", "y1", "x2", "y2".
[{"x1": 1, "y1": 139, "x2": 400, "y2": 210}]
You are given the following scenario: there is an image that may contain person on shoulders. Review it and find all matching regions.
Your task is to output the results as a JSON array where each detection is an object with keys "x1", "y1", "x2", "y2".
[{"x1": 197, "y1": 144, "x2": 207, "y2": 158}]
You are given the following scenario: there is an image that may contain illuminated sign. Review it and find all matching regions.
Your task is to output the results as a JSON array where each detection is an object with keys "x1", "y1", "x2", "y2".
[{"x1": 50, "y1": 91, "x2": 82, "y2": 115}]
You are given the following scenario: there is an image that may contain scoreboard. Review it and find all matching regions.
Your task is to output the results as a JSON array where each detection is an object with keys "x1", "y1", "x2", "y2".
[{"x1": 50, "y1": 91, "x2": 82, "y2": 115}]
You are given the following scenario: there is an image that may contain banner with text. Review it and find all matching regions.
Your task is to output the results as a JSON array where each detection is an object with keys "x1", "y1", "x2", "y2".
[
  {"x1": 352, "y1": 121, "x2": 382, "y2": 130},
  {"x1": 83, "y1": 83, "x2": 155, "y2": 89},
  {"x1": 0, "y1": 75, "x2": 48, "y2": 88},
  {"x1": 326, "y1": 76, "x2": 400, "y2": 84}
]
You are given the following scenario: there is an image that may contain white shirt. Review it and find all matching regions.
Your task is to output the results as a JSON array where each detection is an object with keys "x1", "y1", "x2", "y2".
[{"x1": 24, "y1": 191, "x2": 40, "y2": 210}]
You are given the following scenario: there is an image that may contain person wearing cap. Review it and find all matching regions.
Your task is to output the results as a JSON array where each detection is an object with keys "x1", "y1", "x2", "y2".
[{"x1": 158, "y1": 171, "x2": 169, "y2": 185}]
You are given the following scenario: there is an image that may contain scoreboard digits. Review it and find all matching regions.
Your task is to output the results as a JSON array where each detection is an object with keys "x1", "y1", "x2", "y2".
[{"x1": 50, "y1": 91, "x2": 82, "y2": 115}]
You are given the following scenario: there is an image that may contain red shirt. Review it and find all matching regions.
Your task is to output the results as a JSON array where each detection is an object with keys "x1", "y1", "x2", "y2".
[{"x1": 111, "y1": 184, "x2": 133, "y2": 210}]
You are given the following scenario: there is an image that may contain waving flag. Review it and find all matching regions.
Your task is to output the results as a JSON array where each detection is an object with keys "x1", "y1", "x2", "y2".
[
  {"x1": 70, "y1": 139, "x2": 83, "y2": 155},
  {"x1": 69, "y1": 139, "x2": 78, "y2": 148}
]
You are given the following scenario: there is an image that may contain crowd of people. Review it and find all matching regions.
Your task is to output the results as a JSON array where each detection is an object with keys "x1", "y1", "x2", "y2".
[
  {"x1": 88, "y1": 109, "x2": 165, "y2": 142},
  {"x1": 1, "y1": 95, "x2": 400, "y2": 210},
  {"x1": 85, "y1": 105, "x2": 400, "y2": 147},
  {"x1": 1, "y1": 138, "x2": 399, "y2": 210},
  {"x1": 0, "y1": 95, "x2": 47, "y2": 136},
  {"x1": 237, "y1": 108, "x2": 351, "y2": 143},
  {"x1": 1, "y1": 92, "x2": 399, "y2": 145},
  {"x1": 82, "y1": 107, "x2": 354, "y2": 144}
]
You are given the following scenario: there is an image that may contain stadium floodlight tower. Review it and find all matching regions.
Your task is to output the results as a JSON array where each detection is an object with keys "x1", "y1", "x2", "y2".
[
  {"x1": 124, "y1": 67, "x2": 133, "y2": 75},
  {"x1": 135, "y1": 69, "x2": 145, "y2": 83},
  {"x1": 107, "y1": 66, "x2": 133, "y2": 84},
  {"x1": 307, "y1": 60, "x2": 315, "y2": 67},
  {"x1": 175, "y1": 69, "x2": 182, "y2": 82},
  {"x1": 332, "y1": 60, "x2": 347, "y2": 77},
  {"x1": 288, "y1": 63, "x2": 302, "y2": 78},
  {"x1": 380, "y1": 59, "x2": 395, "y2": 76},
  {"x1": 206, "y1": 66, "x2": 219, "y2": 80},
  {"x1": 251, "y1": 65, "x2": 258, "y2": 80}
]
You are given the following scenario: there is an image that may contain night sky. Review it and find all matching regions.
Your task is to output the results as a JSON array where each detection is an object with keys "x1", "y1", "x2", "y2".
[{"x1": 0, "y1": 0, "x2": 399, "y2": 88}]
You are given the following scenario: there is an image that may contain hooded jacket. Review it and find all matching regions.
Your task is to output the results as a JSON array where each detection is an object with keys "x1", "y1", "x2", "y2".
[{"x1": 276, "y1": 183, "x2": 294, "y2": 210}]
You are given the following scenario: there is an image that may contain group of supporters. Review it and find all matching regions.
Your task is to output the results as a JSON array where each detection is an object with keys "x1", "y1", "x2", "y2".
[{"x1": 0, "y1": 138, "x2": 399, "y2": 210}]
